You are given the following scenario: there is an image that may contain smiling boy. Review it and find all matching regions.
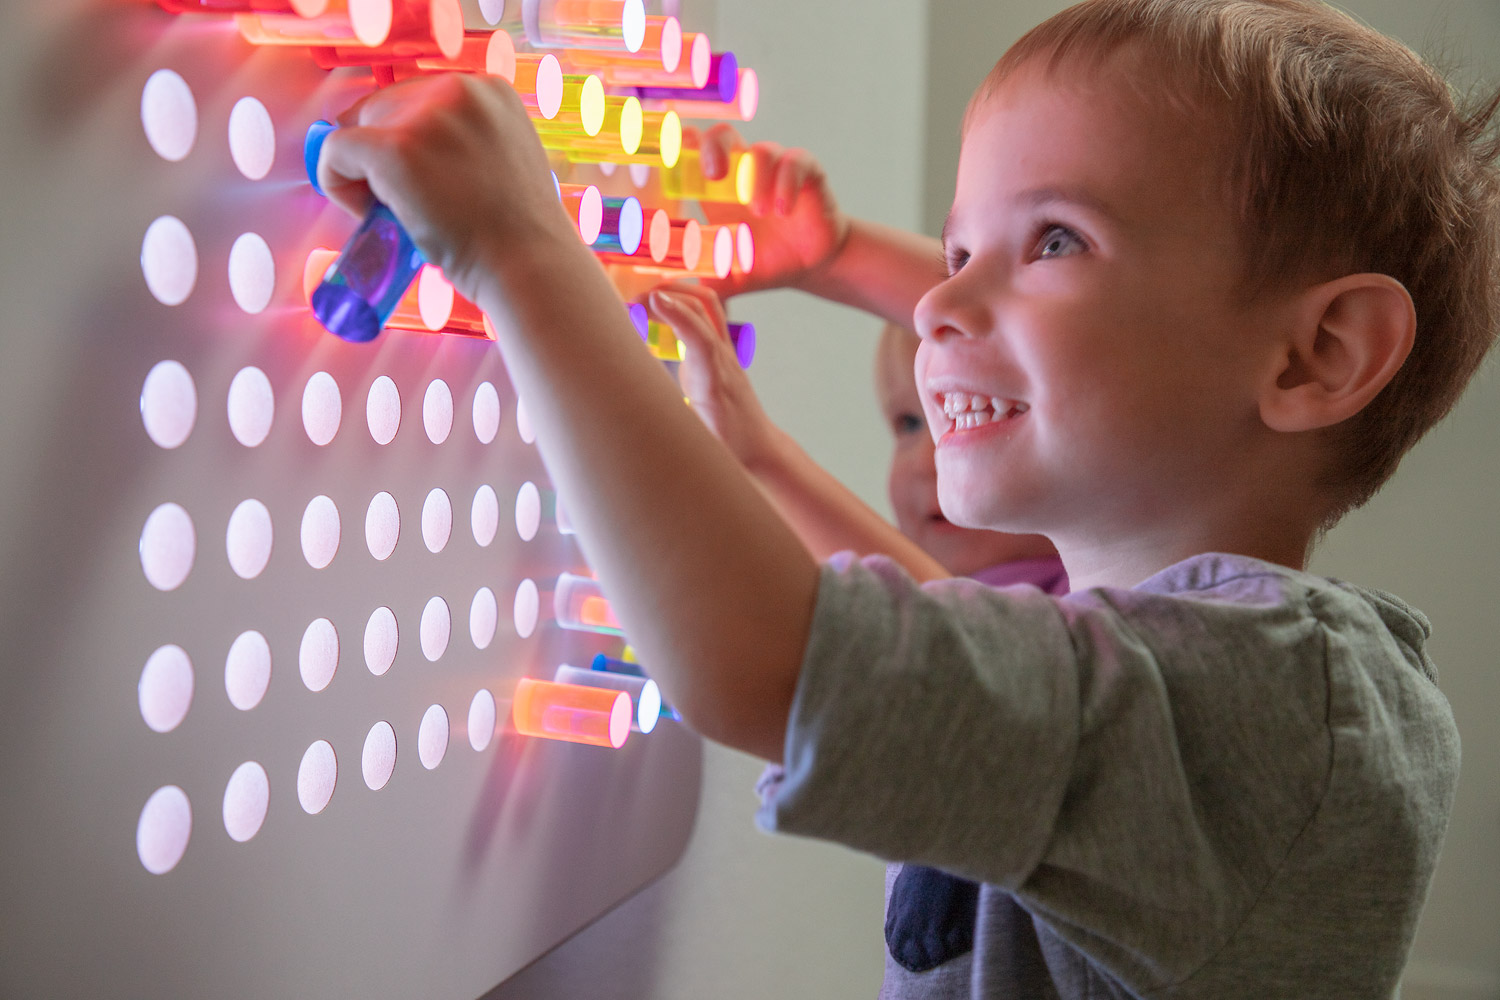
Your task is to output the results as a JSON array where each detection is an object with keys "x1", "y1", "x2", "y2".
[{"x1": 316, "y1": 0, "x2": 1499, "y2": 994}]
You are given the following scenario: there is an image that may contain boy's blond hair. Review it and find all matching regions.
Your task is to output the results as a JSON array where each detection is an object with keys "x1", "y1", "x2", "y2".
[{"x1": 971, "y1": 0, "x2": 1500, "y2": 521}]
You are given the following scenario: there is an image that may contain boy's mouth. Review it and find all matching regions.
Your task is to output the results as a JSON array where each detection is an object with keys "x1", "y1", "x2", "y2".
[{"x1": 938, "y1": 391, "x2": 1029, "y2": 431}]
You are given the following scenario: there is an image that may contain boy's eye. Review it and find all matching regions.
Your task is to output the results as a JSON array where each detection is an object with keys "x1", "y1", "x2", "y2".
[
  {"x1": 1036, "y1": 224, "x2": 1086, "y2": 259},
  {"x1": 893, "y1": 412, "x2": 926, "y2": 436},
  {"x1": 943, "y1": 248, "x2": 969, "y2": 276}
]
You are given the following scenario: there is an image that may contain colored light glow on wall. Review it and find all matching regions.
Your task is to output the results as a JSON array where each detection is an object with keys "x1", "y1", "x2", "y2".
[{"x1": 512, "y1": 678, "x2": 631, "y2": 749}]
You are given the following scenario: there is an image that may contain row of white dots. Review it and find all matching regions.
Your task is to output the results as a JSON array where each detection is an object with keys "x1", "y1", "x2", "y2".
[
  {"x1": 137, "y1": 692, "x2": 498, "y2": 874},
  {"x1": 140, "y1": 483, "x2": 538, "y2": 589},
  {"x1": 138, "y1": 582, "x2": 534, "y2": 732},
  {"x1": 142, "y1": 69, "x2": 275, "y2": 180},
  {"x1": 142, "y1": 217, "x2": 276, "y2": 313},
  {"x1": 142, "y1": 360, "x2": 511, "y2": 451}
]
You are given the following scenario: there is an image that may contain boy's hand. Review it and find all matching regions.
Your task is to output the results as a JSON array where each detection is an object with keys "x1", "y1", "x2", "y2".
[
  {"x1": 316, "y1": 73, "x2": 578, "y2": 307},
  {"x1": 693, "y1": 124, "x2": 851, "y2": 300},
  {"x1": 647, "y1": 283, "x2": 779, "y2": 470}
]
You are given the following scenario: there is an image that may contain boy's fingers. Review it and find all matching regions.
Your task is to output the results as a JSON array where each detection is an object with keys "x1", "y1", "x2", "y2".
[
  {"x1": 773, "y1": 153, "x2": 808, "y2": 216},
  {"x1": 700, "y1": 123, "x2": 745, "y2": 180},
  {"x1": 316, "y1": 124, "x2": 391, "y2": 218}
]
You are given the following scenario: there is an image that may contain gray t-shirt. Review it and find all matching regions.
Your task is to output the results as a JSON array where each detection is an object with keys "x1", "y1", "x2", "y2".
[{"x1": 757, "y1": 552, "x2": 1459, "y2": 998}]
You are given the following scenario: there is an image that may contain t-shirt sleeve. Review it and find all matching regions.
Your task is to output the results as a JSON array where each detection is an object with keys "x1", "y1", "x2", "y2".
[{"x1": 758, "y1": 553, "x2": 1337, "y2": 985}]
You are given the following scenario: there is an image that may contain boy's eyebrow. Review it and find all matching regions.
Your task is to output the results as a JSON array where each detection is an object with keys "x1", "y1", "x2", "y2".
[{"x1": 941, "y1": 186, "x2": 1125, "y2": 253}]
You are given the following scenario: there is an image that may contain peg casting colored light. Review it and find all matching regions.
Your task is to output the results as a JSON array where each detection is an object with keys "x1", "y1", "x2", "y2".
[
  {"x1": 591, "y1": 653, "x2": 681, "y2": 720},
  {"x1": 629, "y1": 50, "x2": 737, "y2": 104},
  {"x1": 639, "y1": 68, "x2": 758, "y2": 122},
  {"x1": 554, "y1": 572, "x2": 622, "y2": 634},
  {"x1": 593, "y1": 196, "x2": 643, "y2": 255},
  {"x1": 512, "y1": 678, "x2": 632, "y2": 749},
  {"x1": 235, "y1": 0, "x2": 396, "y2": 49},
  {"x1": 554, "y1": 664, "x2": 660, "y2": 733},
  {"x1": 310, "y1": 0, "x2": 464, "y2": 67},
  {"x1": 312, "y1": 204, "x2": 425, "y2": 343},
  {"x1": 560, "y1": 17, "x2": 692, "y2": 85},
  {"x1": 514, "y1": 53, "x2": 566, "y2": 119},
  {"x1": 394, "y1": 29, "x2": 515, "y2": 81},
  {"x1": 524, "y1": 0, "x2": 645, "y2": 53},
  {"x1": 158, "y1": 0, "x2": 329, "y2": 14},
  {"x1": 660, "y1": 148, "x2": 754, "y2": 205}
]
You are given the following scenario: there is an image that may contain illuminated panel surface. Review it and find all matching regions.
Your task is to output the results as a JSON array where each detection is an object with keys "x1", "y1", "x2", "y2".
[{"x1": 0, "y1": 2, "x2": 736, "y2": 996}]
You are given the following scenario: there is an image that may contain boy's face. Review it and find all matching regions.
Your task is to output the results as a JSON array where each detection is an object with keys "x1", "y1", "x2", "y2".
[
  {"x1": 914, "y1": 55, "x2": 1287, "y2": 544},
  {"x1": 876, "y1": 326, "x2": 1055, "y2": 576}
]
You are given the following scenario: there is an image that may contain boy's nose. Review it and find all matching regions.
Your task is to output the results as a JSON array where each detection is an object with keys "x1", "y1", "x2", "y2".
[{"x1": 914, "y1": 274, "x2": 987, "y2": 342}]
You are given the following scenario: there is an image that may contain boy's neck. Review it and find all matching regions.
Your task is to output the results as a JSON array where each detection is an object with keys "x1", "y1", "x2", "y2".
[{"x1": 1056, "y1": 520, "x2": 1314, "y2": 592}]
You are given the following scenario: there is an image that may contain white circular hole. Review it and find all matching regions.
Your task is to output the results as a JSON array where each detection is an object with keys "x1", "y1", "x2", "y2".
[
  {"x1": 140, "y1": 360, "x2": 196, "y2": 449},
  {"x1": 365, "y1": 491, "x2": 399, "y2": 561},
  {"x1": 420, "y1": 596, "x2": 450, "y2": 662},
  {"x1": 228, "y1": 232, "x2": 275, "y2": 314},
  {"x1": 515, "y1": 396, "x2": 535, "y2": 444},
  {"x1": 622, "y1": 0, "x2": 645, "y2": 51},
  {"x1": 366, "y1": 375, "x2": 401, "y2": 445},
  {"x1": 137, "y1": 785, "x2": 192, "y2": 874},
  {"x1": 227, "y1": 95, "x2": 275, "y2": 180},
  {"x1": 468, "y1": 689, "x2": 497, "y2": 751},
  {"x1": 299, "y1": 617, "x2": 339, "y2": 693},
  {"x1": 421, "y1": 488, "x2": 452, "y2": 554},
  {"x1": 225, "y1": 498, "x2": 273, "y2": 579},
  {"x1": 477, "y1": 0, "x2": 504, "y2": 25},
  {"x1": 418, "y1": 704, "x2": 449, "y2": 769},
  {"x1": 302, "y1": 371, "x2": 342, "y2": 446},
  {"x1": 423, "y1": 379, "x2": 453, "y2": 444},
  {"x1": 472, "y1": 382, "x2": 500, "y2": 444},
  {"x1": 514, "y1": 481, "x2": 541, "y2": 542},
  {"x1": 362, "y1": 721, "x2": 397, "y2": 791},
  {"x1": 513, "y1": 578, "x2": 539, "y2": 638},
  {"x1": 364, "y1": 606, "x2": 398, "y2": 676},
  {"x1": 300, "y1": 494, "x2": 340, "y2": 569},
  {"x1": 227, "y1": 366, "x2": 274, "y2": 447},
  {"x1": 471, "y1": 485, "x2": 499, "y2": 547},
  {"x1": 297, "y1": 740, "x2": 337, "y2": 815},
  {"x1": 225, "y1": 630, "x2": 271, "y2": 711},
  {"x1": 469, "y1": 587, "x2": 497, "y2": 650},
  {"x1": 141, "y1": 69, "x2": 197, "y2": 162},
  {"x1": 139, "y1": 644, "x2": 193, "y2": 734},
  {"x1": 629, "y1": 162, "x2": 652, "y2": 189},
  {"x1": 141, "y1": 215, "x2": 198, "y2": 307},
  {"x1": 222, "y1": 761, "x2": 269, "y2": 843},
  {"x1": 140, "y1": 502, "x2": 195, "y2": 591}
]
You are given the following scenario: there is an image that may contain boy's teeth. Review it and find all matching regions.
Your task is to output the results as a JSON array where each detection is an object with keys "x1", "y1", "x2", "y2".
[{"x1": 939, "y1": 392, "x2": 1029, "y2": 426}]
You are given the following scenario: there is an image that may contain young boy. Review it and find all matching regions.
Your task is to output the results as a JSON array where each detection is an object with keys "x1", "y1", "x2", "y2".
[{"x1": 316, "y1": 0, "x2": 1500, "y2": 994}]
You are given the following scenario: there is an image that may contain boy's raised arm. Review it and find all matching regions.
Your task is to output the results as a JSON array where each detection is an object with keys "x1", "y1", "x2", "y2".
[
  {"x1": 318, "y1": 74, "x2": 817, "y2": 763},
  {"x1": 649, "y1": 283, "x2": 949, "y2": 583}
]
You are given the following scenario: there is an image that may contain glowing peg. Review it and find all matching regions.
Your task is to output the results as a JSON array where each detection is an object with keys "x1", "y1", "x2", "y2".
[
  {"x1": 397, "y1": 29, "x2": 516, "y2": 80},
  {"x1": 302, "y1": 247, "x2": 338, "y2": 304},
  {"x1": 554, "y1": 664, "x2": 660, "y2": 733},
  {"x1": 734, "y1": 222, "x2": 755, "y2": 275},
  {"x1": 625, "y1": 214, "x2": 700, "y2": 273},
  {"x1": 158, "y1": 0, "x2": 329, "y2": 15},
  {"x1": 554, "y1": 572, "x2": 622, "y2": 635},
  {"x1": 513, "y1": 678, "x2": 631, "y2": 749},
  {"x1": 560, "y1": 18, "x2": 700, "y2": 86},
  {"x1": 558, "y1": 184, "x2": 604, "y2": 244},
  {"x1": 637, "y1": 315, "x2": 756, "y2": 368},
  {"x1": 640, "y1": 67, "x2": 758, "y2": 123},
  {"x1": 523, "y1": 0, "x2": 646, "y2": 53},
  {"x1": 592, "y1": 653, "x2": 680, "y2": 720},
  {"x1": 629, "y1": 50, "x2": 737, "y2": 104},
  {"x1": 309, "y1": 0, "x2": 465, "y2": 66},
  {"x1": 592, "y1": 196, "x2": 644, "y2": 256},
  {"x1": 660, "y1": 147, "x2": 754, "y2": 205},
  {"x1": 384, "y1": 264, "x2": 454, "y2": 332},
  {"x1": 643, "y1": 320, "x2": 684, "y2": 362},
  {"x1": 681, "y1": 224, "x2": 734, "y2": 280},
  {"x1": 514, "y1": 53, "x2": 566, "y2": 120},
  {"x1": 531, "y1": 74, "x2": 607, "y2": 135},
  {"x1": 235, "y1": 0, "x2": 397, "y2": 48}
]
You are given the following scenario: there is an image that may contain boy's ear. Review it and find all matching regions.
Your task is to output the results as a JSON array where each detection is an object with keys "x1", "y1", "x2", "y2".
[{"x1": 1259, "y1": 273, "x2": 1416, "y2": 433}]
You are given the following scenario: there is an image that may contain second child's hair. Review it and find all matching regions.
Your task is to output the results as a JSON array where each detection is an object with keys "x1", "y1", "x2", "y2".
[{"x1": 972, "y1": 0, "x2": 1500, "y2": 522}]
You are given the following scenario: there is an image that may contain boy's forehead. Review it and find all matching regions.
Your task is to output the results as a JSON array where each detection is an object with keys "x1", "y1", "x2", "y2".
[{"x1": 951, "y1": 55, "x2": 1230, "y2": 236}]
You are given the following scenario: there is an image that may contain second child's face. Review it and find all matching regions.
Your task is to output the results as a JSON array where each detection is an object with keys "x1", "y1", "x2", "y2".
[{"x1": 914, "y1": 54, "x2": 1287, "y2": 545}]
